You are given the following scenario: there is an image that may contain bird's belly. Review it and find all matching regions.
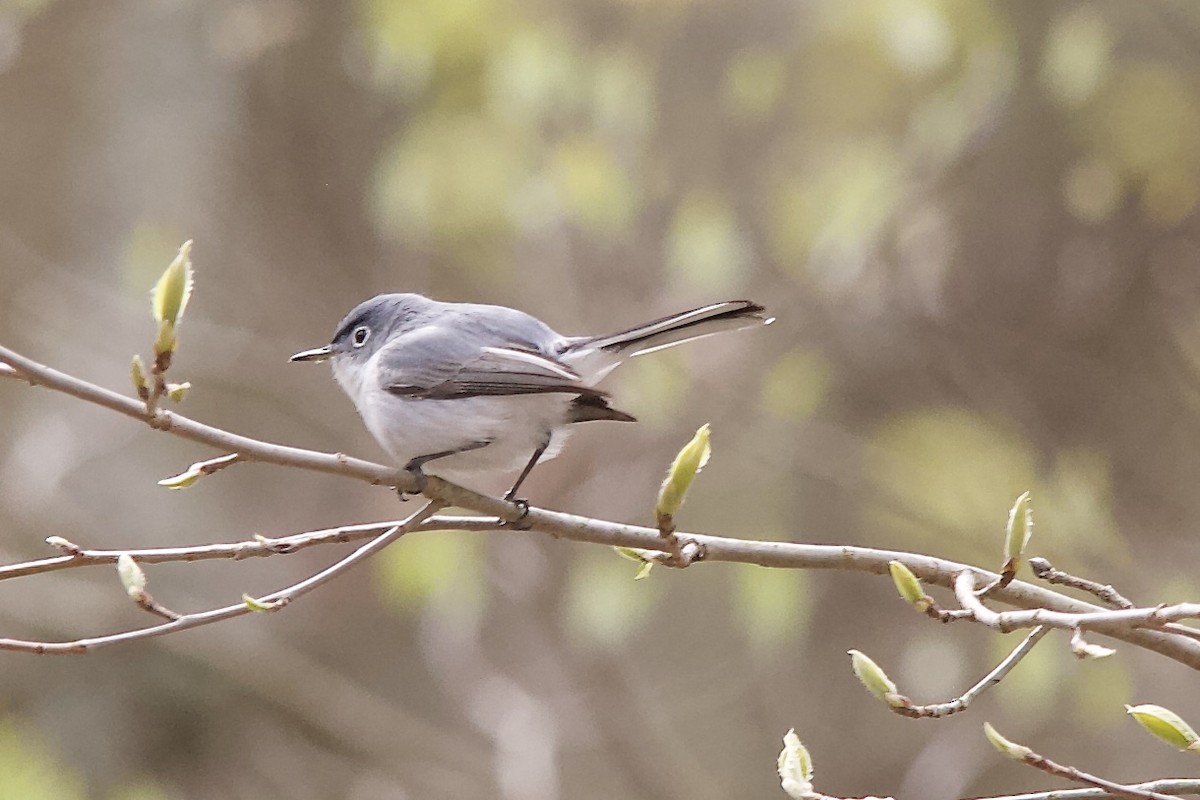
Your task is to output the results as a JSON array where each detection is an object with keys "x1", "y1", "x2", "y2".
[{"x1": 357, "y1": 392, "x2": 573, "y2": 480}]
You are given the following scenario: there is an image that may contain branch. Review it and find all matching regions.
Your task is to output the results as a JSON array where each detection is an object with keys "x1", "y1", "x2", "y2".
[
  {"x1": 0, "y1": 345, "x2": 410, "y2": 490},
  {"x1": 1007, "y1": 746, "x2": 1176, "y2": 800},
  {"x1": 968, "y1": 781, "x2": 1200, "y2": 800},
  {"x1": 955, "y1": 572, "x2": 1200, "y2": 642},
  {"x1": 0, "y1": 502, "x2": 442, "y2": 653},
  {"x1": 4, "y1": 343, "x2": 1200, "y2": 669},
  {"x1": 889, "y1": 626, "x2": 1049, "y2": 718},
  {"x1": 12, "y1": 516, "x2": 497, "y2": 581},
  {"x1": 1029, "y1": 557, "x2": 1133, "y2": 608}
]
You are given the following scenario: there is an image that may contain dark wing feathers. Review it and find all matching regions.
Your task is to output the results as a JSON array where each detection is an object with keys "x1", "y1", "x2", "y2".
[{"x1": 380, "y1": 326, "x2": 607, "y2": 401}]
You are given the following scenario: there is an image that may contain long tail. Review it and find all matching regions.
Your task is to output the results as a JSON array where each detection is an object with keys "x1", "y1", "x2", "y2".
[
  {"x1": 560, "y1": 300, "x2": 772, "y2": 383},
  {"x1": 574, "y1": 300, "x2": 772, "y2": 356}
]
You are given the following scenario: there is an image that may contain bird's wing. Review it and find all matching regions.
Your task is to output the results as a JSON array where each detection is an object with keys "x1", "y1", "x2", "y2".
[{"x1": 377, "y1": 326, "x2": 605, "y2": 400}]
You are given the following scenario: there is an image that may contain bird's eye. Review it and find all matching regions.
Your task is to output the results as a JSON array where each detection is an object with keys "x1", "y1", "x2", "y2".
[{"x1": 352, "y1": 326, "x2": 370, "y2": 347}]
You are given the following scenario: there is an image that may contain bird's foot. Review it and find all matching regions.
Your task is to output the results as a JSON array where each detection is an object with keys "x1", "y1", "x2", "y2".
[
  {"x1": 399, "y1": 460, "x2": 430, "y2": 501},
  {"x1": 500, "y1": 496, "x2": 531, "y2": 530}
]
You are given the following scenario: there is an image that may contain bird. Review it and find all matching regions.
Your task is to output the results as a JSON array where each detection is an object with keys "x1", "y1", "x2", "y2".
[{"x1": 290, "y1": 293, "x2": 771, "y2": 499}]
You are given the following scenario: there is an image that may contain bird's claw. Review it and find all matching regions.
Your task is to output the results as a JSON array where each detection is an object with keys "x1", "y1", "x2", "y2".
[{"x1": 501, "y1": 497, "x2": 531, "y2": 530}]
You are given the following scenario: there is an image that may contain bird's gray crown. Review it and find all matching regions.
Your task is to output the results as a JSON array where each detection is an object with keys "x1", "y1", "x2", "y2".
[{"x1": 329, "y1": 293, "x2": 435, "y2": 360}]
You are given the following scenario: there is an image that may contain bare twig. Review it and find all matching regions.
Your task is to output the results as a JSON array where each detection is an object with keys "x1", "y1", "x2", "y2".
[
  {"x1": 0, "y1": 344, "x2": 413, "y2": 491},
  {"x1": 1029, "y1": 557, "x2": 1134, "y2": 609},
  {"x1": 131, "y1": 591, "x2": 181, "y2": 621},
  {"x1": 0, "y1": 501, "x2": 443, "y2": 653},
  {"x1": 14, "y1": 516, "x2": 498, "y2": 580},
  {"x1": 955, "y1": 571, "x2": 1200, "y2": 638},
  {"x1": 889, "y1": 626, "x2": 1050, "y2": 719},
  {"x1": 1027, "y1": 558, "x2": 1200, "y2": 644},
  {"x1": 1002, "y1": 744, "x2": 1177, "y2": 800},
  {"x1": 967, "y1": 780, "x2": 1200, "y2": 799}
]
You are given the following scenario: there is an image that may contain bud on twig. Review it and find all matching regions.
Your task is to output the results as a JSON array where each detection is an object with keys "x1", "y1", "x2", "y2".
[
  {"x1": 242, "y1": 593, "x2": 284, "y2": 612},
  {"x1": 848, "y1": 649, "x2": 901, "y2": 706},
  {"x1": 1069, "y1": 628, "x2": 1115, "y2": 660},
  {"x1": 165, "y1": 382, "x2": 191, "y2": 403},
  {"x1": 888, "y1": 560, "x2": 929, "y2": 611},
  {"x1": 130, "y1": 355, "x2": 150, "y2": 401},
  {"x1": 656, "y1": 423, "x2": 712, "y2": 523},
  {"x1": 149, "y1": 240, "x2": 194, "y2": 374},
  {"x1": 983, "y1": 722, "x2": 1033, "y2": 760},
  {"x1": 157, "y1": 453, "x2": 241, "y2": 490},
  {"x1": 612, "y1": 546, "x2": 666, "y2": 580},
  {"x1": 777, "y1": 728, "x2": 814, "y2": 799},
  {"x1": 1004, "y1": 491, "x2": 1033, "y2": 564},
  {"x1": 151, "y1": 240, "x2": 194, "y2": 330},
  {"x1": 116, "y1": 554, "x2": 146, "y2": 599},
  {"x1": 1126, "y1": 704, "x2": 1200, "y2": 752}
]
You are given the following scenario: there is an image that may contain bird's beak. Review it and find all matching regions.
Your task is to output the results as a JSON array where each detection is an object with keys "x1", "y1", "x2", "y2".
[{"x1": 289, "y1": 345, "x2": 333, "y2": 363}]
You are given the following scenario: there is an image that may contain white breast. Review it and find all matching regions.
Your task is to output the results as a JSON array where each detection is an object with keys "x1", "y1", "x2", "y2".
[{"x1": 347, "y1": 365, "x2": 574, "y2": 483}]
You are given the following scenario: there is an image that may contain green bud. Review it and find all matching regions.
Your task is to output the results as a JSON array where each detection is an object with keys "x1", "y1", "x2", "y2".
[
  {"x1": 151, "y1": 239, "x2": 194, "y2": 328},
  {"x1": 153, "y1": 319, "x2": 176, "y2": 359},
  {"x1": 242, "y1": 593, "x2": 277, "y2": 612},
  {"x1": 130, "y1": 355, "x2": 149, "y2": 399},
  {"x1": 777, "y1": 728, "x2": 814, "y2": 799},
  {"x1": 888, "y1": 560, "x2": 928, "y2": 610},
  {"x1": 1004, "y1": 491, "x2": 1033, "y2": 562},
  {"x1": 1126, "y1": 704, "x2": 1200, "y2": 751},
  {"x1": 613, "y1": 546, "x2": 645, "y2": 562},
  {"x1": 848, "y1": 649, "x2": 898, "y2": 701},
  {"x1": 117, "y1": 554, "x2": 146, "y2": 598},
  {"x1": 242, "y1": 594, "x2": 284, "y2": 614},
  {"x1": 157, "y1": 466, "x2": 202, "y2": 489},
  {"x1": 165, "y1": 382, "x2": 191, "y2": 402},
  {"x1": 656, "y1": 423, "x2": 712, "y2": 519},
  {"x1": 983, "y1": 722, "x2": 1033, "y2": 760},
  {"x1": 157, "y1": 454, "x2": 238, "y2": 489},
  {"x1": 612, "y1": 546, "x2": 665, "y2": 580}
]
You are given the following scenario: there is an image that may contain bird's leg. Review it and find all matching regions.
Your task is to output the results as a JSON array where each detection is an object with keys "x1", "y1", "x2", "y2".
[
  {"x1": 499, "y1": 438, "x2": 549, "y2": 530},
  {"x1": 399, "y1": 440, "x2": 491, "y2": 499},
  {"x1": 505, "y1": 439, "x2": 549, "y2": 502}
]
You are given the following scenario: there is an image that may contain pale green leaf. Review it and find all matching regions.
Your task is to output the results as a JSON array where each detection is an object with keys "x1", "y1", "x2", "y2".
[
  {"x1": 150, "y1": 240, "x2": 193, "y2": 327},
  {"x1": 1126, "y1": 704, "x2": 1200, "y2": 751},
  {"x1": 656, "y1": 424, "x2": 712, "y2": 518}
]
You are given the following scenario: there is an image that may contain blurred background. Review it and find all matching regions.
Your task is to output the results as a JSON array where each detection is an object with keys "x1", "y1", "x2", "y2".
[{"x1": 2, "y1": 0, "x2": 1200, "y2": 797}]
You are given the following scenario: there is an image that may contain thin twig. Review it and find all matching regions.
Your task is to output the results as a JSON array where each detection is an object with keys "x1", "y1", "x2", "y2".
[
  {"x1": 0, "y1": 344, "x2": 411, "y2": 490},
  {"x1": 0, "y1": 501, "x2": 443, "y2": 653},
  {"x1": 966, "y1": 779, "x2": 1200, "y2": 799},
  {"x1": 954, "y1": 571, "x2": 1200, "y2": 644},
  {"x1": 130, "y1": 591, "x2": 181, "y2": 621},
  {"x1": 1028, "y1": 557, "x2": 1134, "y2": 608},
  {"x1": 1005, "y1": 745, "x2": 1178, "y2": 800},
  {"x1": 0, "y1": 363, "x2": 17, "y2": 379},
  {"x1": 889, "y1": 626, "x2": 1050, "y2": 718},
  {"x1": 1027, "y1": 557, "x2": 1200, "y2": 643},
  {"x1": 14, "y1": 516, "x2": 498, "y2": 580}
]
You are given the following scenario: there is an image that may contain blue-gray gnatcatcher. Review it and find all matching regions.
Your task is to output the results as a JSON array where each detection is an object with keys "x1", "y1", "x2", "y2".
[{"x1": 290, "y1": 294, "x2": 771, "y2": 499}]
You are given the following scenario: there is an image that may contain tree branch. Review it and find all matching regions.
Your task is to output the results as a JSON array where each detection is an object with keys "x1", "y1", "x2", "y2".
[
  {"x1": 967, "y1": 781, "x2": 1200, "y2": 800},
  {"x1": 955, "y1": 572, "x2": 1200, "y2": 644},
  {"x1": 0, "y1": 501, "x2": 443, "y2": 653},
  {"x1": 0, "y1": 344, "x2": 410, "y2": 490},
  {"x1": 3, "y1": 343, "x2": 1200, "y2": 669},
  {"x1": 11, "y1": 516, "x2": 498, "y2": 581},
  {"x1": 889, "y1": 626, "x2": 1050, "y2": 718}
]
